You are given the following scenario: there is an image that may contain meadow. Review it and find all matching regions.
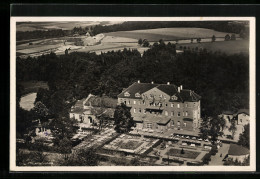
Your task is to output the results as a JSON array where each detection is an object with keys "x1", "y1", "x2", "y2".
[
  {"x1": 104, "y1": 28, "x2": 236, "y2": 41},
  {"x1": 176, "y1": 40, "x2": 249, "y2": 55}
]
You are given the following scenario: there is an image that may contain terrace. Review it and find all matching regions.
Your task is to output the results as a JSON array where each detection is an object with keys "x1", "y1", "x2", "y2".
[{"x1": 103, "y1": 134, "x2": 161, "y2": 155}]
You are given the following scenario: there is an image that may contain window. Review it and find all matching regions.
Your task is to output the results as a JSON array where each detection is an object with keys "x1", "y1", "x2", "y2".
[
  {"x1": 128, "y1": 100, "x2": 130, "y2": 105},
  {"x1": 165, "y1": 103, "x2": 168, "y2": 107},
  {"x1": 147, "y1": 123, "x2": 152, "y2": 129},
  {"x1": 177, "y1": 104, "x2": 180, "y2": 108},
  {"x1": 133, "y1": 100, "x2": 136, "y2": 104},
  {"x1": 185, "y1": 103, "x2": 188, "y2": 107},
  {"x1": 143, "y1": 101, "x2": 145, "y2": 105},
  {"x1": 171, "y1": 103, "x2": 174, "y2": 107},
  {"x1": 159, "y1": 94, "x2": 162, "y2": 98},
  {"x1": 134, "y1": 108, "x2": 136, "y2": 113},
  {"x1": 177, "y1": 121, "x2": 180, "y2": 126},
  {"x1": 186, "y1": 111, "x2": 188, "y2": 116},
  {"x1": 124, "y1": 101, "x2": 126, "y2": 105},
  {"x1": 165, "y1": 111, "x2": 168, "y2": 116},
  {"x1": 171, "y1": 111, "x2": 174, "y2": 116},
  {"x1": 144, "y1": 109, "x2": 146, "y2": 114},
  {"x1": 183, "y1": 122, "x2": 187, "y2": 127},
  {"x1": 135, "y1": 93, "x2": 141, "y2": 97},
  {"x1": 194, "y1": 103, "x2": 196, "y2": 107},
  {"x1": 139, "y1": 101, "x2": 141, "y2": 105},
  {"x1": 240, "y1": 119, "x2": 242, "y2": 122},
  {"x1": 171, "y1": 95, "x2": 178, "y2": 100},
  {"x1": 172, "y1": 120, "x2": 174, "y2": 126},
  {"x1": 178, "y1": 112, "x2": 181, "y2": 117},
  {"x1": 139, "y1": 108, "x2": 142, "y2": 113},
  {"x1": 124, "y1": 92, "x2": 130, "y2": 97}
]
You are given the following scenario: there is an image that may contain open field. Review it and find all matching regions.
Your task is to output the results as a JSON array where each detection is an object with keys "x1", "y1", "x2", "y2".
[
  {"x1": 176, "y1": 40, "x2": 249, "y2": 55},
  {"x1": 17, "y1": 21, "x2": 124, "y2": 32},
  {"x1": 16, "y1": 27, "x2": 247, "y2": 58},
  {"x1": 104, "y1": 28, "x2": 237, "y2": 41}
]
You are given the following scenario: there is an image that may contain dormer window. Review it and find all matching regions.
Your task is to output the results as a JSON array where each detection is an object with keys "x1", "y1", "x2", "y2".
[
  {"x1": 124, "y1": 92, "x2": 130, "y2": 97},
  {"x1": 171, "y1": 95, "x2": 178, "y2": 100},
  {"x1": 135, "y1": 93, "x2": 141, "y2": 98}
]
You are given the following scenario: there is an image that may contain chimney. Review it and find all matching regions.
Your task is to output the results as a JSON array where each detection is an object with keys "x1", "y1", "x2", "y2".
[
  {"x1": 138, "y1": 80, "x2": 140, "y2": 83},
  {"x1": 151, "y1": 81, "x2": 154, "y2": 84},
  {"x1": 178, "y1": 87, "x2": 180, "y2": 92},
  {"x1": 167, "y1": 82, "x2": 170, "y2": 85},
  {"x1": 180, "y1": 85, "x2": 183, "y2": 90}
]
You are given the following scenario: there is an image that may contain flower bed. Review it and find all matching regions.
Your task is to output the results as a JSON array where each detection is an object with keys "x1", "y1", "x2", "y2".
[{"x1": 166, "y1": 148, "x2": 200, "y2": 159}]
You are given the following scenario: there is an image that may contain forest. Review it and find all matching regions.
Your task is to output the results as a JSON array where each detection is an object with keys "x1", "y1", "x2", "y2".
[
  {"x1": 17, "y1": 42, "x2": 249, "y2": 119},
  {"x1": 16, "y1": 21, "x2": 249, "y2": 41}
]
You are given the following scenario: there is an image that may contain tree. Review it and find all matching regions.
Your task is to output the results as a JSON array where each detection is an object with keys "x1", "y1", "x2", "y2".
[
  {"x1": 228, "y1": 118, "x2": 237, "y2": 139},
  {"x1": 225, "y1": 34, "x2": 231, "y2": 41},
  {"x1": 49, "y1": 117, "x2": 77, "y2": 145},
  {"x1": 114, "y1": 103, "x2": 134, "y2": 133},
  {"x1": 91, "y1": 107, "x2": 107, "y2": 130},
  {"x1": 197, "y1": 38, "x2": 201, "y2": 43},
  {"x1": 211, "y1": 35, "x2": 216, "y2": 42},
  {"x1": 130, "y1": 157, "x2": 141, "y2": 166},
  {"x1": 64, "y1": 148, "x2": 99, "y2": 166},
  {"x1": 31, "y1": 101, "x2": 49, "y2": 122},
  {"x1": 238, "y1": 124, "x2": 249, "y2": 148},
  {"x1": 142, "y1": 39, "x2": 150, "y2": 47},
  {"x1": 200, "y1": 116, "x2": 225, "y2": 142},
  {"x1": 191, "y1": 38, "x2": 193, "y2": 43},
  {"x1": 159, "y1": 39, "x2": 165, "y2": 45},
  {"x1": 231, "y1": 34, "x2": 236, "y2": 40},
  {"x1": 138, "y1": 38, "x2": 143, "y2": 45},
  {"x1": 57, "y1": 137, "x2": 72, "y2": 161}
]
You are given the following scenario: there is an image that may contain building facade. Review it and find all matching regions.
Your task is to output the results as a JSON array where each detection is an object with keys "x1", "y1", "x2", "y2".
[{"x1": 118, "y1": 81, "x2": 201, "y2": 132}]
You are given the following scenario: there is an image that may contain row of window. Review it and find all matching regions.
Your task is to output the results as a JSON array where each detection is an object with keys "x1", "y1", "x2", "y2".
[
  {"x1": 133, "y1": 108, "x2": 189, "y2": 117},
  {"x1": 146, "y1": 121, "x2": 187, "y2": 128},
  {"x1": 126, "y1": 100, "x2": 197, "y2": 108}
]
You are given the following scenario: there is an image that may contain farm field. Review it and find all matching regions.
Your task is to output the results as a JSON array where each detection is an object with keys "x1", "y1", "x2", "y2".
[
  {"x1": 176, "y1": 40, "x2": 249, "y2": 55},
  {"x1": 104, "y1": 28, "x2": 237, "y2": 41}
]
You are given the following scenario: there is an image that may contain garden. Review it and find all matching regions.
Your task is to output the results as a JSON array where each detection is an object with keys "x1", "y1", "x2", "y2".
[
  {"x1": 166, "y1": 148, "x2": 201, "y2": 159},
  {"x1": 118, "y1": 140, "x2": 144, "y2": 150}
]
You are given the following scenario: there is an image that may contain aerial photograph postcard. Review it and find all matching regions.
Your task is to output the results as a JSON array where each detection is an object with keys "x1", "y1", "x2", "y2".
[{"x1": 10, "y1": 17, "x2": 255, "y2": 172}]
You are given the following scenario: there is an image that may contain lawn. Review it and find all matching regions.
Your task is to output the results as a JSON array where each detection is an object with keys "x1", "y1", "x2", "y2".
[
  {"x1": 104, "y1": 28, "x2": 235, "y2": 41},
  {"x1": 166, "y1": 148, "x2": 201, "y2": 159},
  {"x1": 118, "y1": 140, "x2": 144, "y2": 150}
]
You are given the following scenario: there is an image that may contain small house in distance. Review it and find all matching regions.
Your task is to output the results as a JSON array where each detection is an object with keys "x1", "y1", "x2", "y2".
[{"x1": 236, "y1": 109, "x2": 249, "y2": 126}]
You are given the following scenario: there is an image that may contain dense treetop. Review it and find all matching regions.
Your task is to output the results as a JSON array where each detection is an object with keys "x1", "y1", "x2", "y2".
[{"x1": 17, "y1": 42, "x2": 249, "y2": 119}]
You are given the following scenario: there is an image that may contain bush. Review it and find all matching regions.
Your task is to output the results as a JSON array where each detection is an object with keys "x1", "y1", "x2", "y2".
[{"x1": 202, "y1": 153, "x2": 211, "y2": 165}]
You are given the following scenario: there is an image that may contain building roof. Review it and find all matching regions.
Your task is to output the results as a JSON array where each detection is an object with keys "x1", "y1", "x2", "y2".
[
  {"x1": 70, "y1": 108, "x2": 88, "y2": 114},
  {"x1": 74, "y1": 98, "x2": 87, "y2": 108},
  {"x1": 118, "y1": 82, "x2": 201, "y2": 102},
  {"x1": 236, "y1": 109, "x2": 249, "y2": 115},
  {"x1": 228, "y1": 144, "x2": 250, "y2": 156},
  {"x1": 118, "y1": 82, "x2": 158, "y2": 99},
  {"x1": 84, "y1": 96, "x2": 117, "y2": 108}
]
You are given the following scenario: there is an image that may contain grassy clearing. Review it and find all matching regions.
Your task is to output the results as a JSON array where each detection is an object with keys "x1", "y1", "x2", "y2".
[
  {"x1": 176, "y1": 40, "x2": 249, "y2": 55},
  {"x1": 104, "y1": 28, "x2": 235, "y2": 41},
  {"x1": 118, "y1": 140, "x2": 144, "y2": 150}
]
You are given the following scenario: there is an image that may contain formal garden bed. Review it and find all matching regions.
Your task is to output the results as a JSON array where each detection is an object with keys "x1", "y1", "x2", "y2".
[{"x1": 166, "y1": 148, "x2": 201, "y2": 159}]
